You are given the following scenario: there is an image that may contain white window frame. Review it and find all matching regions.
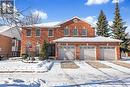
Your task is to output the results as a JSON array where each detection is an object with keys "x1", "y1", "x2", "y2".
[
  {"x1": 81, "y1": 29, "x2": 87, "y2": 36},
  {"x1": 48, "y1": 29, "x2": 54, "y2": 37},
  {"x1": 26, "y1": 28, "x2": 32, "y2": 37},
  {"x1": 64, "y1": 28, "x2": 70, "y2": 36},
  {"x1": 73, "y1": 28, "x2": 78, "y2": 36},
  {"x1": 35, "y1": 28, "x2": 41, "y2": 37}
]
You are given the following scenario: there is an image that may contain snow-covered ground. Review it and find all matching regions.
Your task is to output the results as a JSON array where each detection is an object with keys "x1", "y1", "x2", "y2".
[
  {"x1": 0, "y1": 60, "x2": 54, "y2": 72},
  {"x1": 0, "y1": 60, "x2": 130, "y2": 87}
]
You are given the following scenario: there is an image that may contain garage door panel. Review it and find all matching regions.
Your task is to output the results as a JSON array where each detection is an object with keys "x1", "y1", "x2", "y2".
[
  {"x1": 100, "y1": 47, "x2": 115, "y2": 60},
  {"x1": 58, "y1": 46, "x2": 75, "y2": 60},
  {"x1": 80, "y1": 46, "x2": 96, "y2": 60}
]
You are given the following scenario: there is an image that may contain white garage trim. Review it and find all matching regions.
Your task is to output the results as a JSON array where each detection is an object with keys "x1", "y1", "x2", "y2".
[
  {"x1": 79, "y1": 46, "x2": 96, "y2": 60},
  {"x1": 99, "y1": 46, "x2": 116, "y2": 60}
]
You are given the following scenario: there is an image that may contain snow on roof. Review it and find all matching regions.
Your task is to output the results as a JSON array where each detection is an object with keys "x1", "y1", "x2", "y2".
[
  {"x1": 28, "y1": 16, "x2": 93, "y2": 28},
  {"x1": 34, "y1": 21, "x2": 61, "y2": 27},
  {"x1": 0, "y1": 26, "x2": 21, "y2": 40},
  {"x1": 0, "y1": 26, "x2": 11, "y2": 33},
  {"x1": 53, "y1": 36, "x2": 122, "y2": 43}
]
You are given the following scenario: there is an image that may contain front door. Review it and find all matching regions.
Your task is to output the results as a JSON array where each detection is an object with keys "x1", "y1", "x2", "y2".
[{"x1": 47, "y1": 44, "x2": 55, "y2": 56}]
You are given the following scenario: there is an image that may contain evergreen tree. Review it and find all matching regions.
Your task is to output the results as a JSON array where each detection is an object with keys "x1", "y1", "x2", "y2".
[
  {"x1": 111, "y1": 2, "x2": 129, "y2": 52},
  {"x1": 96, "y1": 10, "x2": 110, "y2": 37},
  {"x1": 40, "y1": 40, "x2": 49, "y2": 60}
]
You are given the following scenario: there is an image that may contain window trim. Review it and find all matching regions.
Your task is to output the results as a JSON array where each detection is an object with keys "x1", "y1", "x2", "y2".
[
  {"x1": 48, "y1": 29, "x2": 54, "y2": 37},
  {"x1": 73, "y1": 28, "x2": 78, "y2": 36},
  {"x1": 81, "y1": 29, "x2": 87, "y2": 36},
  {"x1": 64, "y1": 28, "x2": 70, "y2": 36},
  {"x1": 35, "y1": 28, "x2": 41, "y2": 37},
  {"x1": 26, "y1": 29, "x2": 32, "y2": 37}
]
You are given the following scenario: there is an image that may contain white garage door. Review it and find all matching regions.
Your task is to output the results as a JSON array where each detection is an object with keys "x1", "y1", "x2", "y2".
[
  {"x1": 80, "y1": 46, "x2": 96, "y2": 60},
  {"x1": 100, "y1": 47, "x2": 116, "y2": 60},
  {"x1": 58, "y1": 45, "x2": 75, "y2": 60}
]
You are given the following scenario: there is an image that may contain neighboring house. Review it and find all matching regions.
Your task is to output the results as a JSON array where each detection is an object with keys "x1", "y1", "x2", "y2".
[
  {"x1": 0, "y1": 26, "x2": 21, "y2": 58},
  {"x1": 21, "y1": 17, "x2": 121, "y2": 60}
]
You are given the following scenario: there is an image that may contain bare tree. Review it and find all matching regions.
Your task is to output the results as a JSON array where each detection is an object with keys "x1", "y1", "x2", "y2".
[
  {"x1": 22, "y1": 11, "x2": 42, "y2": 25},
  {"x1": 0, "y1": 0, "x2": 42, "y2": 37}
]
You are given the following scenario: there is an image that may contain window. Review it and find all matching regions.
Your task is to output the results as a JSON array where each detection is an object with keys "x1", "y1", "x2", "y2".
[
  {"x1": 36, "y1": 28, "x2": 40, "y2": 37},
  {"x1": 73, "y1": 29, "x2": 78, "y2": 36},
  {"x1": 48, "y1": 29, "x2": 53, "y2": 37},
  {"x1": 26, "y1": 29, "x2": 31, "y2": 36},
  {"x1": 81, "y1": 29, "x2": 87, "y2": 36},
  {"x1": 64, "y1": 28, "x2": 69, "y2": 36}
]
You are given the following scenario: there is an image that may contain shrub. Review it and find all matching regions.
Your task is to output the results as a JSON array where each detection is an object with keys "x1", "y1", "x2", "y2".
[
  {"x1": 39, "y1": 40, "x2": 49, "y2": 60},
  {"x1": 22, "y1": 54, "x2": 28, "y2": 60}
]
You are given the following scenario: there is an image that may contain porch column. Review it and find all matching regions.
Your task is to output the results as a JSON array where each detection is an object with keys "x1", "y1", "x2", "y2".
[
  {"x1": 96, "y1": 46, "x2": 100, "y2": 60},
  {"x1": 55, "y1": 43, "x2": 58, "y2": 60},
  {"x1": 76, "y1": 44, "x2": 80, "y2": 60},
  {"x1": 116, "y1": 46, "x2": 121, "y2": 60}
]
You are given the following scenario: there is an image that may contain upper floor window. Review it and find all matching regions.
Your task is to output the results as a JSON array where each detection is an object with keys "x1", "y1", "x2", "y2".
[
  {"x1": 48, "y1": 29, "x2": 53, "y2": 37},
  {"x1": 64, "y1": 28, "x2": 69, "y2": 36},
  {"x1": 26, "y1": 29, "x2": 31, "y2": 37},
  {"x1": 73, "y1": 29, "x2": 78, "y2": 36},
  {"x1": 81, "y1": 29, "x2": 87, "y2": 36},
  {"x1": 35, "y1": 28, "x2": 40, "y2": 37}
]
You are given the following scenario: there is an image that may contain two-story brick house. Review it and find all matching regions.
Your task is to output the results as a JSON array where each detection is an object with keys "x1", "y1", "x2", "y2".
[{"x1": 21, "y1": 17, "x2": 121, "y2": 60}]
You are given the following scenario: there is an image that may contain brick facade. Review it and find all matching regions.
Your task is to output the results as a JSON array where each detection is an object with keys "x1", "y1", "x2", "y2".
[
  {"x1": 21, "y1": 17, "x2": 95, "y2": 54},
  {"x1": 21, "y1": 17, "x2": 121, "y2": 60}
]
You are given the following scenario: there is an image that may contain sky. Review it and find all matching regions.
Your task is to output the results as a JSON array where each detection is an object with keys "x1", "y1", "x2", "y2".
[{"x1": 15, "y1": 0, "x2": 130, "y2": 32}]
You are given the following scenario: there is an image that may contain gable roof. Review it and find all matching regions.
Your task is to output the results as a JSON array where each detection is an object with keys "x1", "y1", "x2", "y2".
[
  {"x1": 55, "y1": 16, "x2": 92, "y2": 27},
  {"x1": 0, "y1": 26, "x2": 21, "y2": 40},
  {"x1": 53, "y1": 36, "x2": 122, "y2": 43},
  {"x1": 27, "y1": 16, "x2": 93, "y2": 28},
  {"x1": 0, "y1": 26, "x2": 11, "y2": 33}
]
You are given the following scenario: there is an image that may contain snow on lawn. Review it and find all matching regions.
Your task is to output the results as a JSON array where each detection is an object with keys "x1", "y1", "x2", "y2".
[
  {"x1": 0, "y1": 77, "x2": 48, "y2": 87},
  {"x1": 0, "y1": 60, "x2": 53, "y2": 72},
  {"x1": 1, "y1": 60, "x2": 130, "y2": 87},
  {"x1": 100, "y1": 61, "x2": 130, "y2": 74}
]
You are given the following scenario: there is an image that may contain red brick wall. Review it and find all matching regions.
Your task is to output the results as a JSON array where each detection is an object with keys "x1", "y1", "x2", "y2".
[
  {"x1": 21, "y1": 18, "x2": 95, "y2": 54},
  {"x1": 0, "y1": 35, "x2": 12, "y2": 57}
]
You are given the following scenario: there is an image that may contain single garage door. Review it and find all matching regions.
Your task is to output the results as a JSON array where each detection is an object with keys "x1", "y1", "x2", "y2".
[
  {"x1": 100, "y1": 47, "x2": 116, "y2": 60},
  {"x1": 80, "y1": 46, "x2": 96, "y2": 60},
  {"x1": 58, "y1": 45, "x2": 75, "y2": 60}
]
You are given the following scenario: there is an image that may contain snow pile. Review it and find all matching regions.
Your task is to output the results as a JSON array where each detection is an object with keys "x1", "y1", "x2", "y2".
[
  {"x1": 36, "y1": 60, "x2": 54, "y2": 71},
  {"x1": 0, "y1": 78, "x2": 48, "y2": 87}
]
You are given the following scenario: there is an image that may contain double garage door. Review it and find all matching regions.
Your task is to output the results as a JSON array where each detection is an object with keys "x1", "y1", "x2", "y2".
[
  {"x1": 58, "y1": 46, "x2": 75, "y2": 60},
  {"x1": 58, "y1": 45, "x2": 116, "y2": 60}
]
